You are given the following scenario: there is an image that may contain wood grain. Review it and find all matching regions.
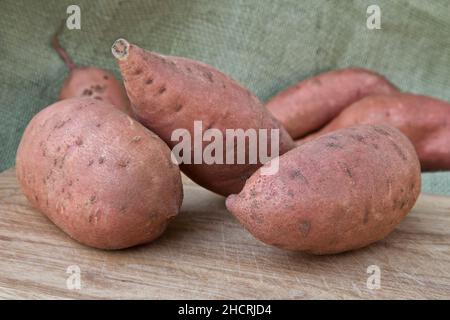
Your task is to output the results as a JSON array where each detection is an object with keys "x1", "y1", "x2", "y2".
[{"x1": 0, "y1": 167, "x2": 449, "y2": 299}]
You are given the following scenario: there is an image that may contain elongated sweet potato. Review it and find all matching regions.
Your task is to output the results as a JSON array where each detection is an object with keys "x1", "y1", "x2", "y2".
[
  {"x1": 111, "y1": 38, "x2": 295, "y2": 196},
  {"x1": 300, "y1": 93, "x2": 450, "y2": 171},
  {"x1": 52, "y1": 26, "x2": 132, "y2": 115},
  {"x1": 16, "y1": 98, "x2": 183, "y2": 249},
  {"x1": 226, "y1": 125, "x2": 421, "y2": 255},
  {"x1": 266, "y1": 68, "x2": 398, "y2": 139}
]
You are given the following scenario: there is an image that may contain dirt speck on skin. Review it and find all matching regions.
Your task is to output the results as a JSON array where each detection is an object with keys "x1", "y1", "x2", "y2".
[
  {"x1": 363, "y1": 209, "x2": 370, "y2": 224},
  {"x1": 289, "y1": 170, "x2": 308, "y2": 184},
  {"x1": 54, "y1": 118, "x2": 71, "y2": 129},
  {"x1": 299, "y1": 220, "x2": 311, "y2": 237},
  {"x1": 343, "y1": 165, "x2": 353, "y2": 178},
  {"x1": 117, "y1": 159, "x2": 130, "y2": 168},
  {"x1": 156, "y1": 85, "x2": 167, "y2": 95},
  {"x1": 203, "y1": 71, "x2": 214, "y2": 82},
  {"x1": 75, "y1": 137, "x2": 83, "y2": 146},
  {"x1": 325, "y1": 142, "x2": 343, "y2": 149},
  {"x1": 174, "y1": 104, "x2": 183, "y2": 112},
  {"x1": 88, "y1": 209, "x2": 101, "y2": 224},
  {"x1": 390, "y1": 140, "x2": 407, "y2": 161},
  {"x1": 399, "y1": 200, "x2": 406, "y2": 209},
  {"x1": 82, "y1": 89, "x2": 93, "y2": 96}
]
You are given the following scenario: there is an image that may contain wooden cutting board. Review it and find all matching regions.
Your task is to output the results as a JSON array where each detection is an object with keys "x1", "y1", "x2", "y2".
[{"x1": 0, "y1": 167, "x2": 449, "y2": 299}]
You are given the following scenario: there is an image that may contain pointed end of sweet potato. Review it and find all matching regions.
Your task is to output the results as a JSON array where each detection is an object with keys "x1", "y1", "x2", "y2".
[{"x1": 111, "y1": 38, "x2": 130, "y2": 60}]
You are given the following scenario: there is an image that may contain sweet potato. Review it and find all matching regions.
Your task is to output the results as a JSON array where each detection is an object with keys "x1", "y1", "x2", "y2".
[
  {"x1": 266, "y1": 68, "x2": 398, "y2": 139},
  {"x1": 16, "y1": 98, "x2": 183, "y2": 249},
  {"x1": 111, "y1": 38, "x2": 295, "y2": 196},
  {"x1": 52, "y1": 26, "x2": 132, "y2": 115},
  {"x1": 300, "y1": 93, "x2": 450, "y2": 171},
  {"x1": 226, "y1": 125, "x2": 421, "y2": 255}
]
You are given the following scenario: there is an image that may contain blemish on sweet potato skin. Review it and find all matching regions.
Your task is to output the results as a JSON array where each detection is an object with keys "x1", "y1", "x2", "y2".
[
  {"x1": 325, "y1": 142, "x2": 343, "y2": 149},
  {"x1": 389, "y1": 140, "x2": 407, "y2": 161},
  {"x1": 299, "y1": 220, "x2": 311, "y2": 237},
  {"x1": 174, "y1": 104, "x2": 183, "y2": 112},
  {"x1": 156, "y1": 85, "x2": 167, "y2": 95},
  {"x1": 89, "y1": 194, "x2": 97, "y2": 203},
  {"x1": 203, "y1": 71, "x2": 214, "y2": 83},
  {"x1": 343, "y1": 165, "x2": 353, "y2": 178},
  {"x1": 75, "y1": 137, "x2": 83, "y2": 146},
  {"x1": 117, "y1": 159, "x2": 130, "y2": 168},
  {"x1": 83, "y1": 89, "x2": 93, "y2": 96},
  {"x1": 363, "y1": 207, "x2": 370, "y2": 224},
  {"x1": 289, "y1": 170, "x2": 308, "y2": 184}
]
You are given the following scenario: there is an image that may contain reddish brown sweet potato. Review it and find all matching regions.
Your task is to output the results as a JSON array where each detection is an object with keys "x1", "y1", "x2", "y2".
[
  {"x1": 16, "y1": 98, "x2": 183, "y2": 249},
  {"x1": 112, "y1": 38, "x2": 295, "y2": 196},
  {"x1": 266, "y1": 68, "x2": 398, "y2": 139},
  {"x1": 52, "y1": 27, "x2": 132, "y2": 115},
  {"x1": 300, "y1": 93, "x2": 450, "y2": 171},
  {"x1": 226, "y1": 125, "x2": 421, "y2": 255}
]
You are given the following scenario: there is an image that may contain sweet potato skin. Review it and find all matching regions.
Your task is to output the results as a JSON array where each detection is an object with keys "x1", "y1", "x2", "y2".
[
  {"x1": 60, "y1": 67, "x2": 132, "y2": 115},
  {"x1": 16, "y1": 98, "x2": 183, "y2": 249},
  {"x1": 301, "y1": 93, "x2": 450, "y2": 171},
  {"x1": 114, "y1": 40, "x2": 295, "y2": 196},
  {"x1": 226, "y1": 125, "x2": 421, "y2": 255},
  {"x1": 266, "y1": 68, "x2": 398, "y2": 139}
]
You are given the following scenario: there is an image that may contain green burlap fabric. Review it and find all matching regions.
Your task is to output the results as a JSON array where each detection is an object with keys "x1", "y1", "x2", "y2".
[{"x1": 1, "y1": 0, "x2": 449, "y2": 195}]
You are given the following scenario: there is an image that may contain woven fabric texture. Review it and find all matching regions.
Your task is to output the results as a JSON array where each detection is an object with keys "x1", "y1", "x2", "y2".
[{"x1": 1, "y1": 0, "x2": 449, "y2": 194}]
